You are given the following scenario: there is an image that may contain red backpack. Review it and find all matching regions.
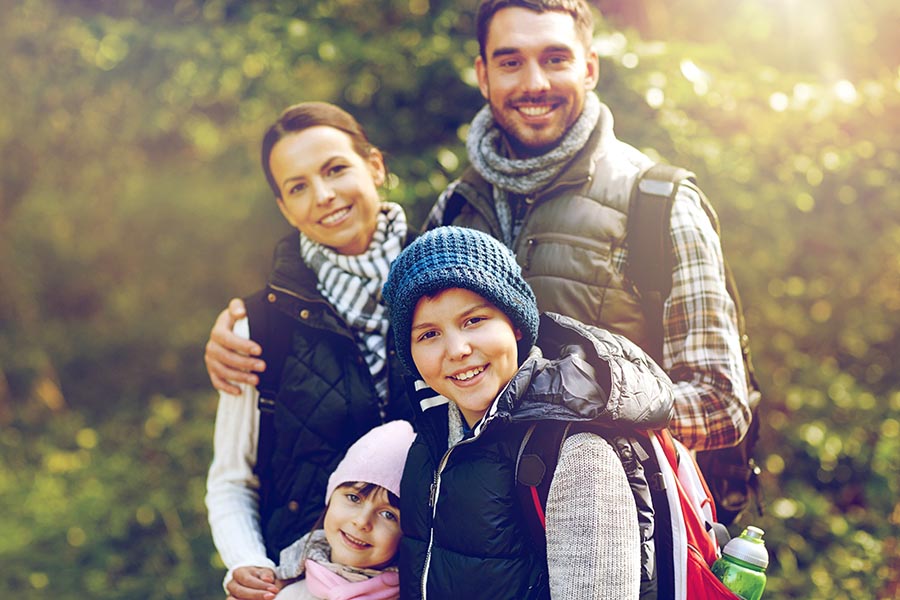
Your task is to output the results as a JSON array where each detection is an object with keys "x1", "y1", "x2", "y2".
[{"x1": 515, "y1": 423, "x2": 739, "y2": 599}]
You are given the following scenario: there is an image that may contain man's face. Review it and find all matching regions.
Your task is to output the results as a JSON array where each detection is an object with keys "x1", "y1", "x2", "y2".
[{"x1": 475, "y1": 7, "x2": 599, "y2": 157}]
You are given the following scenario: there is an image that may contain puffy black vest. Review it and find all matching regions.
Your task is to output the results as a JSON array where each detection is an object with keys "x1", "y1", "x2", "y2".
[
  {"x1": 399, "y1": 415, "x2": 548, "y2": 600},
  {"x1": 250, "y1": 234, "x2": 414, "y2": 560}
]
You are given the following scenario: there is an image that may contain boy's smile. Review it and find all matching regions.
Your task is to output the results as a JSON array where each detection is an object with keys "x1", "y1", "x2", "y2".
[{"x1": 410, "y1": 288, "x2": 523, "y2": 427}]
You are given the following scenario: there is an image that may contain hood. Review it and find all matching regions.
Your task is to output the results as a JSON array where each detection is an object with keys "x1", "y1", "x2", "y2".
[{"x1": 500, "y1": 313, "x2": 674, "y2": 430}]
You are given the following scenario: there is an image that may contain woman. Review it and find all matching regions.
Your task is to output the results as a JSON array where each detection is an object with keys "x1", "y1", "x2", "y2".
[{"x1": 205, "y1": 102, "x2": 414, "y2": 600}]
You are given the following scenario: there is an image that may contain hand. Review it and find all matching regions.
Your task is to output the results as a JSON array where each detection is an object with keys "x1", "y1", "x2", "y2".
[
  {"x1": 226, "y1": 566, "x2": 282, "y2": 600},
  {"x1": 205, "y1": 298, "x2": 266, "y2": 395}
]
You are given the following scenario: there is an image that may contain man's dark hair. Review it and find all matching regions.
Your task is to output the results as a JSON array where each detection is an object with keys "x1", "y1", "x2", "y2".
[{"x1": 476, "y1": 0, "x2": 595, "y2": 60}]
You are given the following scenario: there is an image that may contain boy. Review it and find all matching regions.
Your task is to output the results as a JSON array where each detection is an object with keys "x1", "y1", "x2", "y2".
[{"x1": 382, "y1": 226, "x2": 675, "y2": 599}]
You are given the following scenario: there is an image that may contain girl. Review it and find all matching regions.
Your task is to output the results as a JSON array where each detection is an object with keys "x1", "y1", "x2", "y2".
[
  {"x1": 205, "y1": 102, "x2": 414, "y2": 600},
  {"x1": 273, "y1": 421, "x2": 414, "y2": 600},
  {"x1": 382, "y1": 227, "x2": 675, "y2": 599}
]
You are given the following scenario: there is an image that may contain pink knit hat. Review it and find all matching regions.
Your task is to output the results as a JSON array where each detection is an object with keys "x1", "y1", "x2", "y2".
[{"x1": 325, "y1": 420, "x2": 416, "y2": 505}]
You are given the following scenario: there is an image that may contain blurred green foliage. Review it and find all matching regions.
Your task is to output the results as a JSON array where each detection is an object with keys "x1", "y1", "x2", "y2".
[{"x1": 1, "y1": 0, "x2": 898, "y2": 597}]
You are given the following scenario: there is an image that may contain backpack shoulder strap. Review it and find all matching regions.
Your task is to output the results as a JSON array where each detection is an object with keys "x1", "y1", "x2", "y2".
[
  {"x1": 244, "y1": 289, "x2": 295, "y2": 487},
  {"x1": 626, "y1": 164, "x2": 694, "y2": 363},
  {"x1": 628, "y1": 164, "x2": 764, "y2": 523},
  {"x1": 515, "y1": 422, "x2": 664, "y2": 599},
  {"x1": 514, "y1": 421, "x2": 572, "y2": 561}
]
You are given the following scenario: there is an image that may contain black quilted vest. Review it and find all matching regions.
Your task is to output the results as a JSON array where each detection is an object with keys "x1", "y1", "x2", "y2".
[{"x1": 250, "y1": 233, "x2": 415, "y2": 560}]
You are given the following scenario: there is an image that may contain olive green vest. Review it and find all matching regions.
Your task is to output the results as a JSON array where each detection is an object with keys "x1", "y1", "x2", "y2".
[{"x1": 442, "y1": 131, "x2": 656, "y2": 350}]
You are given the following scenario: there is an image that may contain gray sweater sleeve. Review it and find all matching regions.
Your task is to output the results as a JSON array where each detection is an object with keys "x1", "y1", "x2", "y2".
[{"x1": 545, "y1": 432, "x2": 640, "y2": 600}]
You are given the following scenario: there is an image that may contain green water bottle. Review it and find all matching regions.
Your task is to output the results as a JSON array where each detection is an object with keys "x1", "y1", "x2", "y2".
[{"x1": 711, "y1": 526, "x2": 769, "y2": 600}]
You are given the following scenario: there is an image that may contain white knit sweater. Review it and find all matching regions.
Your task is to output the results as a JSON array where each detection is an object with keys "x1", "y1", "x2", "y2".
[{"x1": 205, "y1": 318, "x2": 275, "y2": 591}]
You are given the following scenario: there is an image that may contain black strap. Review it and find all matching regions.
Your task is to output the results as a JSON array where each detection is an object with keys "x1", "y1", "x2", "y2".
[
  {"x1": 245, "y1": 288, "x2": 295, "y2": 507},
  {"x1": 514, "y1": 422, "x2": 571, "y2": 562},
  {"x1": 625, "y1": 164, "x2": 693, "y2": 364},
  {"x1": 626, "y1": 163, "x2": 764, "y2": 524}
]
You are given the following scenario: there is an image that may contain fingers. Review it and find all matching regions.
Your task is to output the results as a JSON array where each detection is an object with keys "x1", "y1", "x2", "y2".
[
  {"x1": 228, "y1": 297, "x2": 248, "y2": 320},
  {"x1": 205, "y1": 301, "x2": 268, "y2": 394},
  {"x1": 227, "y1": 567, "x2": 280, "y2": 600},
  {"x1": 212, "y1": 307, "x2": 262, "y2": 357},
  {"x1": 205, "y1": 339, "x2": 263, "y2": 393}
]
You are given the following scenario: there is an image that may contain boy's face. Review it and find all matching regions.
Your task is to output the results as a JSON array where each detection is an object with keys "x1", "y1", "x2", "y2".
[
  {"x1": 324, "y1": 483, "x2": 401, "y2": 569},
  {"x1": 475, "y1": 6, "x2": 598, "y2": 157},
  {"x1": 410, "y1": 287, "x2": 522, "y2": 427}
]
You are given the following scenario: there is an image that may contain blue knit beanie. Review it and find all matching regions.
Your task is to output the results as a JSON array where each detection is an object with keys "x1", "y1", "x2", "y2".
[{"x1": 383, "y1": 226, "x2": 539, "y2": 377}]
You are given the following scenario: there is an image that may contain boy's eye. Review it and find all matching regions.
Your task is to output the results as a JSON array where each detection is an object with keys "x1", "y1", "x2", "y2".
[
  {"x1": 416, "y1": 330, "x2": 438, "y2": 342},
  {"x1": 465, "y1": 316, "x2": 487, "y2": 327},
  {"x1": 327, "y1": 164, "x2": 347, "y2": 176}
]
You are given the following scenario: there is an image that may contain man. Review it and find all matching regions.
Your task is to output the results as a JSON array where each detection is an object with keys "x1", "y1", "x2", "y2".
[{"x1": 206, "y1": 0, "x2": 749, "y2": 452}]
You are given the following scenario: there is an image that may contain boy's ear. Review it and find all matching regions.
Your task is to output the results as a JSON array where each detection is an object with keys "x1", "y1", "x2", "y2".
[{"x1": 514, "y1": 328, "x2": 523, "y2": 342}]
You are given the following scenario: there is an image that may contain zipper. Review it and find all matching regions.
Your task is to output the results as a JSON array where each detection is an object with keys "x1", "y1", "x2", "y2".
[
  {"x1": 419, "y1": 408, "x2": 508, "y2": 598},
  {"x1": 522, "y1": 232, "x2": 611, "y2": 271}
]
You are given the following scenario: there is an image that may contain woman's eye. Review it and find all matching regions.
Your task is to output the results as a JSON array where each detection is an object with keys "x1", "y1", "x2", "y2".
[
  {"x1": 345, "y1": 493, "x2": 361, "y2": 503},
  {"x1": 328, "y1": 164, "x2": 347, "y2": 176},
  {"x1": 465, "y1": 316, "x2": 486, "y2": 327},
  {"x1": 289, "y1": 182, "x2": 306, "y2": 195}
]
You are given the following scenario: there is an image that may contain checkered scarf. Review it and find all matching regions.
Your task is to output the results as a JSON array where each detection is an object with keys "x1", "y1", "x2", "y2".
[
  {"x1": 300, "y1": 202, "x2": 407, "y2": 401},
  {"x1": 466, "y1": 91, "x2": 601, "y2": 246}
]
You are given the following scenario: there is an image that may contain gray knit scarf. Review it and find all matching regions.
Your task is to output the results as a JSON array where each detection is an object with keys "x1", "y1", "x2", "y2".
[
  {"x1": 466, "y1": 91, "x2": 601, "y2": 246},
  {"x1": 300, "y1": 202, "x2": 407, "y2": 402},
  {"x1": 275, "y1": 528, "x2": 398, "y2": 581}
]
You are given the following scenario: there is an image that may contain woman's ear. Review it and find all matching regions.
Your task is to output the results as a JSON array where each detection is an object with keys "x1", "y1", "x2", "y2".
[
  {"x1": 368, "y1": 148, "x2": 386, "y2": 187},
  {"x1": 276, "y1": 197, "x2": 297, "y2": 228}
]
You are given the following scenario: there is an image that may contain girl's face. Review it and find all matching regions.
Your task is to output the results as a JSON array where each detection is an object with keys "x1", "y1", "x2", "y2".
[
  {"x1": 324, "y1": 483, "x2": 401, "y2": 569},
  {"x1": 410, "y1": 287, "x2": 522, "y2": 427},
  {"x1": 271, "y1": 126, "x2": 385, "y2": 256}
]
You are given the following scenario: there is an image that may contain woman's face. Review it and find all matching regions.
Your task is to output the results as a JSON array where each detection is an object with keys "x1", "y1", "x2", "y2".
[{"x1": 271, "y1": 126, "x2": 385, "y2": 255}]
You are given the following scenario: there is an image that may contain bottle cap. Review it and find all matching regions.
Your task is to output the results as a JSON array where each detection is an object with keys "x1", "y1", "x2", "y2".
[{"x1": 722, "y1": 526, "x2": 769, "y2": 569}]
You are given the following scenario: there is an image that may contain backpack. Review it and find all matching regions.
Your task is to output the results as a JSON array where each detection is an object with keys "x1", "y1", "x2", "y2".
[
  {"x1": 626, "y1": 163, "x2": 763, "y2": 525},
  {"x1": 515, "y1": 421, "x2": 739, "y2": 600},
  {"x1": 438, "y1": 164, "x2": 763, "y2": 524}
]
